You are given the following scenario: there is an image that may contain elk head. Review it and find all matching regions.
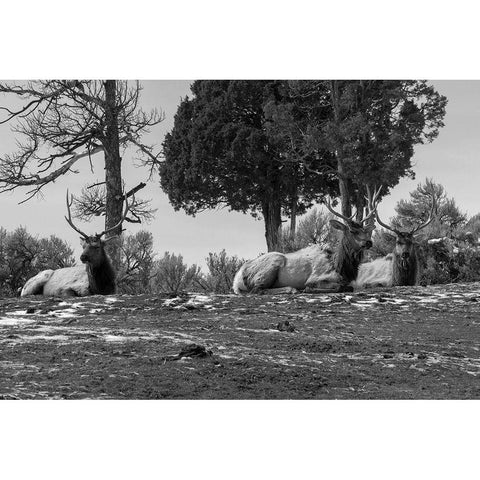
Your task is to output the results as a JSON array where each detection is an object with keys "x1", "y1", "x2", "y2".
[
  {"x1": 325, "y1": 185, "x2": 382, "y2": 252},
  {"x1": 373, "y1": 192, "x2": 436, "y2": 267},
  {"x1": 65, "y1": 190, "x2": 131, "y2": 268}
]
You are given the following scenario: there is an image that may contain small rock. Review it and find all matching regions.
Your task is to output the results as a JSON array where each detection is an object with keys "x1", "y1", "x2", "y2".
[
  {"x1": 277, "y1": 320, "x2": 295, "y2": 332},
  {"x1": 179, "y1": 344, "x2": 212, "y2": 358},
  {"x1": 26, "y1": 307, "x2": 36, "y2": 314},
  {"x1": 417, "y1": 353, "x2": 428, "y2": 360},
  {"x1": 163, "y1": 343, "x2": 213, "y2": 362}
]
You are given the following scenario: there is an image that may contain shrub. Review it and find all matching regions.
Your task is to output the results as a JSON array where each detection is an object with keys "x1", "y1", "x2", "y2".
[
  {"x1": 150, "y1": 252, "x2": 202, "y2": 295},
  {"x1": 0, "y1": 227, "x2": 74, "y2": 297},
  {"x1": 117, "y1": 231, "x2": 155, "y2": 294},
  {"x1": 201, "y1": 249, "x2": 244, "y2": 293},
  {"x1": 278, "y1": 207, "x2": 337, "y2": 253}
]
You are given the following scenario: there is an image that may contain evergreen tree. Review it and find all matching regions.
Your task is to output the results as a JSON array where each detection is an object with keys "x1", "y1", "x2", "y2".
[
  {"x1": 285, "y1": 80, "x2": 448, "y2": 219},
  {"x1": 160, "y1": 81, "x2": 335, "y2": 251}
]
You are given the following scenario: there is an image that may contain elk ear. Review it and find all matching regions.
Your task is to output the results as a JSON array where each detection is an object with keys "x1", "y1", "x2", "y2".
[
  {"x1": 80, "y1": 237, "x2": 87, "y2": 246},
  {"x1": 330, "y1": 219, "x2": 347, "y2": 232}
]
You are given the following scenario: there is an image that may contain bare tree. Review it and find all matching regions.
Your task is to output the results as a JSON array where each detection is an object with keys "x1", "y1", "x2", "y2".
[{"x1": 0, "y1": 80, "x2": 164, "y2": 267}]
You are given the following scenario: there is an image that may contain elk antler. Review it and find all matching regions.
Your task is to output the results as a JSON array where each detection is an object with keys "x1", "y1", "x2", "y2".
[
  {"x1": 373, "y1": 190, "x2": 436, "y2": 235},
  {"x1": 324, "y1": 197, "x2": 355, "y2": 224},
  {"x1": 99, "y1": 191, "x2": 132, "y2": 240},
  {"x1": 65, "y1": 190, "x2": 89, "y2": 239},
  {"x1": 365, "y1": 185, "x2": 399, "y2": 234},
  {"x1": 410, "y1": 194, "x2": 436, "y2": 234},
  {"x1": 363, "y1": 185, "x2": 383, "y2": 226}
]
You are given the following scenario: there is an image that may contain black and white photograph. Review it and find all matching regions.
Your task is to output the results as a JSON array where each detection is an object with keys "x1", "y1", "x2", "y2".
[
  {"x1": 1, "y1": 1, "x2": 478, "y2": 479},
  {"x1": 1, "y1": 78, "x2": 479, "y2": 401}
]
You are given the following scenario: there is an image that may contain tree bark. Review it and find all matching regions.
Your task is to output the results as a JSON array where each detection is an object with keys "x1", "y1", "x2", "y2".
[
  {"x1": 337, "y1": 155, "x2": 352, "y2": 218},
  {"x1": 330, "y1": 81, "x2": 352, "y2": 218},
  {"x1": 103, "y1": 80, "x2": 123, "y2": 270},
  {"x1": 289, "y1": 177, "x2": 298, "y2": 241},
  {"x1": 262, "y1": 195, "x2": 282, "y2": 252}
]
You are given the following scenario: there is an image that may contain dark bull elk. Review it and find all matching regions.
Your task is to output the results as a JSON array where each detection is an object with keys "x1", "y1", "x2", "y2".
[
  {"x1": 233, "y1": 187, "x2": 382, "y2": 294},
  {"x1": 20, "y1": 191, "x2": 130, "y2": 297},
  {"x1": 354, "y1": 191, "x2": 435, "y2": 288}
]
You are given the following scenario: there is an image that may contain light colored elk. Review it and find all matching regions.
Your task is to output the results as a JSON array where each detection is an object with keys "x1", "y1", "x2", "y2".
[
  {"x1": 233, "y1": 187, "x2": 382, "y2": 294},
  {"x1": 20, "y1": 191, "x2": 130, "y2": 297},
  {"x1": 354, "y1": 190, "x2": 435, "y2": 288}
]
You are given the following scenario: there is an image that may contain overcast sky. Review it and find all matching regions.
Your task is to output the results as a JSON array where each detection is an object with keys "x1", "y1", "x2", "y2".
[{"x1": 0, "y1": 80, "x2": 478, "y2": 268}]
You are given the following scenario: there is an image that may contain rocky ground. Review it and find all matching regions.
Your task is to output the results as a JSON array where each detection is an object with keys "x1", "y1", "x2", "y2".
[{"x1": 1, "y1": 282, "x2": 479, "y2": 399}]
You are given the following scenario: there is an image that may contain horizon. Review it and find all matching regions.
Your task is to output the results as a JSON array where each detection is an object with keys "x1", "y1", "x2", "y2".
[{"x1": 0, "y1": 80, "x2": 479, "y2": 269}]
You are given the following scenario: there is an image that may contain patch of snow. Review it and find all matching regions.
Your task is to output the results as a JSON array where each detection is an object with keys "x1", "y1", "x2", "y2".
[
  {"x1": 162, "y1": 297, "x2": 183, "y2": 307},
  {"x1": 52, "y1": 309, "x2": 78, "y2": 318},
  {"x1": 190, "y1": 294, "x2": 212, "y2": 303},
  {"x1": 235, "y1": 327, "x2": 280, "y2": 333},
  {"x1": 104, "y1": 297, "x2": 120, "y2": 304},
  {"x1": 103, "y1": 334, "x2": 130, "y2": 342},
  {"x1": 0, "y1": 316, "x2": 36, "y2": 326},
  {"x1": 428, "y1": 237, "x2": 447, "y2": 244},
  {"x1": 303, "y1": 296, "x2": 332, "y2": 303},
  {"x1": 389, "y1": 298, "x2": 407, "y2": 304},
  {"x1": 5, "y1": 310, "x2": 32, "y2": 316},
  {"x1": 19, "y1": 334, "x2": 70, "y2": 342}
]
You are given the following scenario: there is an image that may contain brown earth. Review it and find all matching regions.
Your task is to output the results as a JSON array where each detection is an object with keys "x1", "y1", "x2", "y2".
[{"x1": 1, "y1": 283, "x2": 479, "y2": 399}]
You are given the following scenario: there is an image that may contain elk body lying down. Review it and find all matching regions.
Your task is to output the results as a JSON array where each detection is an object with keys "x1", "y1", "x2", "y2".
[
  {"x1": 233, "y1": 189, "x2": 381, "y2": 294},
  {"x1": 21, "y1": 191, "x2": 130, "y2": 297},
  {"x1": 21, "y1": 236, "x2": 116, "y2": 296}
]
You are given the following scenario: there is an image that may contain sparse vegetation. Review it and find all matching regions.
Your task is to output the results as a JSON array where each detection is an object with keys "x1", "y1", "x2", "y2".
[
  {"x1": 201, "y1": 250, "x2": 245, "y2": 294},
  {"x1": 149, "y1": 252, "x2": 202, "y2": 295},
  {"x1": 0, "y1": 226, "x2": 75, "y2": 296}
]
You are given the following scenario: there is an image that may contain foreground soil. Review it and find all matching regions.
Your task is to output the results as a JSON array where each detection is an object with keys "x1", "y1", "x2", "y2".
[{"x1": 1, "y1": 283, "x2": 479, "y2": 399}]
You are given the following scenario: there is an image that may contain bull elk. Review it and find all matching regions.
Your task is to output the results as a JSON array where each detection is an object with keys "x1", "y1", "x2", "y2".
[
  {"x1": 354, "y1": 189, "x2": 436, "y2": 288},
  {"x1": 20, "y1": 191, "x2": 130, "y2": 297},
  {"x1": 233, "y1": 187, "x2": 382, "y2": 294}
]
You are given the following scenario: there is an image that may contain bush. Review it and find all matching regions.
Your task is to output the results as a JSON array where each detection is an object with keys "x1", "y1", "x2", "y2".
[
  {"x1": 201, "y1": 250, "x2": 244, "y2": 293},
  {"x1": 150, "y1": 252, "x2": 202, "y2": 295},
  {"x1": 0, "y1": 227, "x2": 75, "y2": 297},
  {"x1": 278, "y1": 207, "x2": 337, "y2": 253},
  {"x1": 117, "y1": 231, "x2": 155, "y2": 294},
  {"x1": 417, "y1": 238, "x2": 480, "y2": 285}
]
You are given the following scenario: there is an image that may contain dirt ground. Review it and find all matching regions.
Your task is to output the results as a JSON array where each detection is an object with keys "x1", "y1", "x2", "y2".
[{"x1": 1, "y1": 282, "x2": 479, "y2": 399}]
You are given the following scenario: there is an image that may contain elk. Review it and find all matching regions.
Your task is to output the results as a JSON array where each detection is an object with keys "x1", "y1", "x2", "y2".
[
  {"x1": 354, "y1": 191, "x2": 436, "y2": 288},
  {"x1": 20, "y1": 191, "x2": 130, "y2": 297},
  {"x1": 233, "y1": 187, "x2": 382, "y2": 294}
]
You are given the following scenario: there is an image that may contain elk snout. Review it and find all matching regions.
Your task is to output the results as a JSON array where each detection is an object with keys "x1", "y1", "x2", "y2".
[
  {"x1": 80, "y1": 253, "x2": 88, "y2": 263},
  {"x1": 365, "y1": 240, "x2": 372, "y2": 249}
]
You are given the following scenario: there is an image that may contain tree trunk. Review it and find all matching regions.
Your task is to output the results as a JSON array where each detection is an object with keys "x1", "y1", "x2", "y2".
[
  {"x1": 262, "y1": 196, "x2": 282, "y2": 252},
  {"x1": 330, "y1": 81, "x2": 352, "y2": 218},
  {"x1": 337, "y1": 155, "x2": 352, "y2": 218},
  {"x1": 103, "y1": 80, "x2": 123, "y2": 270},
  {"x1": 289, "y1": 180, "x2": 298, "y2": 241}
]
